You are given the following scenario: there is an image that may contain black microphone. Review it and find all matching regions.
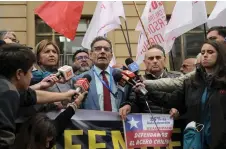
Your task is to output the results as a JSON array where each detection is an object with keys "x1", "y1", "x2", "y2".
[
  {"x1": 125, "y1": 59, "x2": 166, "y2": 145},
  {"x1": 125, "y1": 58, "x2": 142, "y2": 82},
  {"x1": 112, "y1": 69, "x2": 148, "y2": 95},
  {"x1": 125, "y1": 58, "x2": 139, "y2": 75}
]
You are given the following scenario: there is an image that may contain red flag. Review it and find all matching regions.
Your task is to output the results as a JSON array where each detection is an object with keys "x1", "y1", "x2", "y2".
[{"x1": 35, "y1": 1, "x2": 84, "y2": 40}]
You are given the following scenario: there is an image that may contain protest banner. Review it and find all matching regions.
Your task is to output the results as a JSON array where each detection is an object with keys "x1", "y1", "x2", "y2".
[
  {"x1": 123, "y1": 113, "x2": 174, "y2": 148},
  {"x1": 17, "y1": 110, "x2": 181, "y2": 149}
]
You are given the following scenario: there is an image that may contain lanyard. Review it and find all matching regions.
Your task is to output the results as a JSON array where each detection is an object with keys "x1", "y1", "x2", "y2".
[{"x1": 93, "y1": 68, "x2": 117, "y2": 98}]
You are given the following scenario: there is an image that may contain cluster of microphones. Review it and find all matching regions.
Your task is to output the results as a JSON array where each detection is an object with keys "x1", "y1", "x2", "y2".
[
  {"x1": 113, "y1": 57, "x2": 148, "y2": 95},
  {"x1": 48, "y1": 57, "x2": 147, "y2": 102}
]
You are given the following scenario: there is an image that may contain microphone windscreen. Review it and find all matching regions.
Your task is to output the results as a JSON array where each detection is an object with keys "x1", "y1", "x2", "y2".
[
  {"x1": 83, "y1": 74, "x2": 92, "y2": 82},
  {"x1": 112, "y1": 70, "x2": 123, "y2": 82},
  {"x1": 125, "y1": 58, "x2": 134, "y2": 66}
]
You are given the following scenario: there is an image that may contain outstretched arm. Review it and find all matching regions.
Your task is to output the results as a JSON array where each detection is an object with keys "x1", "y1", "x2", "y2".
[
  {"x1": 147, "y1": 79, "x2": 187, "y2": 114},
  {"x1": 144, "y1": 71, "x2": 195, "y2": 92}
]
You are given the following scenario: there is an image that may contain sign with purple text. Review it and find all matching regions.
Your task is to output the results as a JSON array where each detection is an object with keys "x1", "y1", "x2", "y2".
[{"x1": 123, "y1": 113, "x2": 174, "y2": 148}]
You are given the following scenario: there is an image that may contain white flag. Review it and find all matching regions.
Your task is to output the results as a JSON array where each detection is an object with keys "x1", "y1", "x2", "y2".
[
  {"x1": 207, "y1": 1, "x2": 226, "y2": 28},
  {"x1": 136, "y1": 32, "x2": 147, "y2": 65},
  {"x1": 82, "y1": 1, "x2": 125, "y2": 49},
  {"x1": 163, "y1": 1, "x2": 207, "y2": 53},
  {"x1": 82, "y1": 1, "x2": 125, "y2": 66},
  {"x1": 135, "y1": 1, "x2": 167, "y2": 65}
]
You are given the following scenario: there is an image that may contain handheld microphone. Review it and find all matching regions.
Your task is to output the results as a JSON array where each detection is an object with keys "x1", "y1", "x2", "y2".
[
  {"x1": 124, "y1": 60, "x2": 166, "y2": 146},
  {"x1": 112, "y1": 70, "x2": 148, "y2": 95},
  {"x1": 121, "y1": 70, "x2": 136, "y2": 80},
  {"x1": 74, "y1": 74, "x2": 92, "y2": 94},
  {"x1": 56, "y1": 65, "x2": 74, "y2": 81},
  {"x1": 125, "y1": 58, "x2": 139, "y2": 75}
]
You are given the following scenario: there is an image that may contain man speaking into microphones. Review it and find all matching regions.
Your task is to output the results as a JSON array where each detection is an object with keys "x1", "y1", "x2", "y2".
[{"x1": 72, "y1": 36, "x2": 129, "y2": 111}]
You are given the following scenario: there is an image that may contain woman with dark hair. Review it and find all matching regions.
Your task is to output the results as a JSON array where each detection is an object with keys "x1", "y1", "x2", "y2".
[
  {"x1": 14, "y1": 91, "x2": 87, "y2": 149},
  {"x1": 140, "y1": 40, "x2": 226, "y2": 148}
]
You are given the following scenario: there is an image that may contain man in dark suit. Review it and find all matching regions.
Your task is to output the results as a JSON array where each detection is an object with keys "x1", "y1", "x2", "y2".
[{"x1": 73, "y1": 36, "x2": 130, "y2": 112}]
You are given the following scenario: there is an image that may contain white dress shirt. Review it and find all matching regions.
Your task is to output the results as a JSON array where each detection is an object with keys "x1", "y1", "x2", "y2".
[{"x1": 93, "y1": 65, "x2": 118, "y2": 112}]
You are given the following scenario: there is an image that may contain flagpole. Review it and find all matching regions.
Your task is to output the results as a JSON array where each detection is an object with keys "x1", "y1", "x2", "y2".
[
  {"x1": 124, "y1": 20, "x2": 132, "y2": 54},
  {"x1": 120, "y1": 25, "x2": 132, "y2": 57},
  {"x1": 203, "y1": 24, "x2": 207, "y2": 39},
  {"x1": 133, "y1": 1, "x2": 151, "y2": 46}
]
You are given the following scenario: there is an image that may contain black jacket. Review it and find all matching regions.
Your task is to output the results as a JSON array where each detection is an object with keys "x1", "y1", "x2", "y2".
[
  {"x1": 130, "y1": 70, "x2": 182, "y2": 113},
  {"x1": 149, "y1": 67, "x2": 226, "y2": 149},
  {"x1": 0, "y1": 76, "x2": 20, "y2": 148},
  {"x1": 0, "y1": 76, "x2": 38, "y2": 149}
]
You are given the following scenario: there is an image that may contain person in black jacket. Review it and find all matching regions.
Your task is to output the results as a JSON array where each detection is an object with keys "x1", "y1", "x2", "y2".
[
  {"x1": 144, "y1": 40, "x2": 226, "y2": 149},
  {"x1": 0, "y1": 43, "x2": 36, "y2": 148},
  {"x1": 13, "y1": 91, "x2": 87, "y2": 149},
  {"x1": 0, "y1": 43, "x2": 79, "y2": 149}
]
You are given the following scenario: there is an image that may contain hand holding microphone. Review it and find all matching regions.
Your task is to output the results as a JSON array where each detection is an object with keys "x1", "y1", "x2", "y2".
[
  {"x1": 39, "y1": 74, "x2": 59, "y2": 89},
  {"x1": 64, "y1": 89, "x2": 88, "y2": 111},
  {"x1": 113, "y1": 69, "x2": 148, "y2": 95},
  {"x1": 72, "y1": 74, "x2": 92, "y2": 101},
  {"x1": 54, "y1": 65, "x2": 75, "y2": 81}
]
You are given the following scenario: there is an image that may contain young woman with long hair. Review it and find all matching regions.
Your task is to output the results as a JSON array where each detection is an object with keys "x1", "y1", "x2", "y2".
[{"x1": 145, "y1": 40, "x2": 226, "y2": 148}]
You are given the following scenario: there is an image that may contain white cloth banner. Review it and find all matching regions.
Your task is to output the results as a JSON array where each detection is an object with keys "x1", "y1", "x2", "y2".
[
  {"x1": 135, "y1": 1, "x2": 167, "y2": 65},
  {"x1": 207, "y1": 1, "x2": 226, "y2": 28},
  {"x1": 163, "y1": 1, "x2": 207, "y2": 53},
  {"x1": 82, "y1": 1, "x2": 125, "y2": 66}
]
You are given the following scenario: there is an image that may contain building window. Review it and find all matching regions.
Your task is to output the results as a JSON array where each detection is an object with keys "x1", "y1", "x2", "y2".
[
  {"x1": 35, "y1": 16, "x2": 91, "y2": 66},
  {"x1": 169, "y1": 25, "x2": 206, "y2": 71}
]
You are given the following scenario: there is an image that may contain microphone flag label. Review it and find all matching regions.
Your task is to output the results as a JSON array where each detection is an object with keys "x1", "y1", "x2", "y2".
[
  {"x1": 128, "y1": 62, "x2": 139, "y2": 73},
  {"x1": 123, "y1": 113, "x2": 174, "y2": 148},
  {"x1": 76, "y1": 78, "x2": 89, "y2": 91}
]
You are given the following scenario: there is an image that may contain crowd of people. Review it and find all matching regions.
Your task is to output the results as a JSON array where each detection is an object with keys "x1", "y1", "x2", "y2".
[{"x1": 0, "y1": 26, "x2": 226, "y2": 149}]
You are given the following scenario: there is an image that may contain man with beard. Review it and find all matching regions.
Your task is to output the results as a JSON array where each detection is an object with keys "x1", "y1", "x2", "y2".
[
  {"x1": 180, "y1": 58, "x2": 196, "y2": 74},
  {"x1": 72, "y1": 48, "x2": 92, "y2": 75}
]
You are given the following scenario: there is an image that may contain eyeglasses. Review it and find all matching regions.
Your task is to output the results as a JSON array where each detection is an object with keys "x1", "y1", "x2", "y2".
[
  {"x1": 93, "y1": 46, "x2": 111, "y2": 52},
  {"x1": 76, "y1": 56, "x2": 89, "y2": 61}
]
